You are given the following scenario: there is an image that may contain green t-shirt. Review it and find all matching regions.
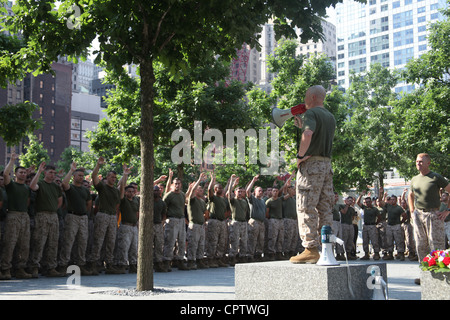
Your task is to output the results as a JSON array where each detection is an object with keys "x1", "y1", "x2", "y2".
[
  {"x1": 163, "y1": 191, "x2": 186, "y2": 219},
  {"x1": 282, "y1": 196, "x2": 297, "y2": 219},
  {"x1": 301, "y1": 107, "x2": 336, "y2": 158},
  {"x1": 187, "y1": 197, "x2": 206, "y2": 225},
  {"x1": 339, "y1": 204, "x2": 356, "y2": 225},
  {"x1": 248, "y1": 195, "x2": 266, "y2": 222},
  {"x1": 120, "y1": 196, "x2": 139, "y2": 224},
  {"x1": 94, "y1": 181, "x2": 120, "y2": 215},
  {"x1": 377, "y1": 206, "x2": 387, "y2": 221},
  {"x1": 410, "y1": 171, "x2": 449, "y2": 210},
  {"x1": 208, "y1": 195, "x2": 228, "y2": 221},
  {"x1": 229, "y1": 197, "x2": 248, "y2": 222},
  {"x1": 385, "y1": 204, "x2": 405, "y2": 225},
  {"x1": 154, "y1": 198, "x2": 167, "y2": 224},
  {"x1": 35, "y1": 180, "x2": 62, "y2": 213},
  {"x1": 266, "y1": 197, "x2": 283, "y2": 219},
  {"x1": 65, "y1": 184, "x2": 91, "y2": 215},
  {"x1": 332, "y1": 203, "x2": 341, "y2": 221},
  {"x1": 361, "y1": 205, "x2": 379, "y2": 225},
  {"x1": 5, "y1": 181, "x2": 30, "y2": 212}
]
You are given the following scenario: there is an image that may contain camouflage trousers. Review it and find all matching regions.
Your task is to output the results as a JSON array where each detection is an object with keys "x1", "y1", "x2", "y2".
[
  {"x1": 89, "y1": 212, "x2": 117, "y2": 265},
  {"x1": 228, "y1": 220, "x2": 248, "y2": 257},
  {"x1": 386, "y1": 223, "x2": 405, "y2": 253},
  {"x1": 283, "y1": 218, "x2": 299, "y2": 253},
  {"x1": 377, "y1": 221, "x2": 388, "y2": 252},
  {"x1": 153, "y1": 223, "x2": 164, "y2": 262},
  {"x1": 267, "y1": 218, "x2": 284, "y2": 254},
  {"x1": 59, "y1": 213, "x2": 89, "y2": 266},
  {"x1": 247, "y1": 218, "x2": 265, "y2": 256},
  {"x1": 187, "y1": 223, "x2": 205, "y2": 261},
  {"x1": 114, "y1": 224, "x2": 138, "y2": 266},
  {"x1": 412, "y1": 209, "x2": 446, "y2": 261},
  {"x1": 163, "y1": 217, "x2": 186, "y2": 261},
  {"x1": 30, "y1": 211, "x2": 59, "y2": 269},
  {"x1": 205, "y1": 219, "x2": 228, "y2": 259},
  {"x1": 1, "y1": 212, "x2": 30, "y2": 270},
  {"x1": 445, "y1": 221, "x2": 450, "y2": 246},
  {"x1": 402, "y1": 222, "x2": 416, "y2": 254},
  {"x1": 296, "y1": 157, "x2": 334, "y2": 249},
  {"x1": 341, "y1": 223, "x2": 355, "y2": 253},
  {"x1": 362, "y1": 224, "x2": 380, "y2": 253},
  {"x1": 331, "y1": 220, "x2": 344, "y2": 254}
]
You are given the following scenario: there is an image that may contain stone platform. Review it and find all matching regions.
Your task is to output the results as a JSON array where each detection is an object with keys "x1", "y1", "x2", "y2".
[{"x1": 235, "y1": 260, "x2": 387, "y2": 300}]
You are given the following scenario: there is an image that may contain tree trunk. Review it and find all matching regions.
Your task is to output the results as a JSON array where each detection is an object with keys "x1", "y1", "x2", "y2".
[{"x1": 136, "y1": 59, "x2": 155, "y2": 291}]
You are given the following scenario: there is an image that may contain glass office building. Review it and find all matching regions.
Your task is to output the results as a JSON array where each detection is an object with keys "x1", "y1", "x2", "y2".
[{"x1": 335, "y1": 0, "x2": 448, "y2": 92}]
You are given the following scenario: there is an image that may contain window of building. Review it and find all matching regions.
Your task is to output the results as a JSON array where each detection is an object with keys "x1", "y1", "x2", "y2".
[
  {"x1": 393, "y1": 10, "x2": 413, "y2": 29},
  {"x1": 394, "y1": 47, "x2": 414, "y2": 66},
  {"x1": 419, "y1": 44, "x2": 427, "y2": 51}
]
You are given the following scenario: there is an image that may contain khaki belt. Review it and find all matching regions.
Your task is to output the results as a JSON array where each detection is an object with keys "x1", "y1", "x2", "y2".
[
  {"x1": 307, "y1": 156, "x2": 331, "y2": 161},
  {"x1": 417, "y1": 208, "x2": 438, "y2": 212}
]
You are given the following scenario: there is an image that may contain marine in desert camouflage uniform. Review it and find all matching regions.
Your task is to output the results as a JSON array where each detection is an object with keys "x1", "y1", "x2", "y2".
[{"x1": 290, "y1": 85, "x2": 336, "y2": 264}]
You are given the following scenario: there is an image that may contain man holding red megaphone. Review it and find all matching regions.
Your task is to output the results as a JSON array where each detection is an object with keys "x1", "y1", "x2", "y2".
[{"x1": 285, "y1": 85, "x2": 336, "y2": 264}]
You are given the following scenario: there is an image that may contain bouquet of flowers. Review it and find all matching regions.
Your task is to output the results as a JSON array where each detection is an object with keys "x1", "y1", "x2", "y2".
[{"x1": 420, "y1": 249, "x2": 450, "y2": 273}]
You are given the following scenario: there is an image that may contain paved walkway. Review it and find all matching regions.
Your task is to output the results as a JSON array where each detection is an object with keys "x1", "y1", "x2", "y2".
[{"x1": 0, "y1": 258, "x2": 421, "y2": 300}]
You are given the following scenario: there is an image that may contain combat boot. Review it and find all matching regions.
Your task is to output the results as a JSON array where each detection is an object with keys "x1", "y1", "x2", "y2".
[
  {"x1": 0, "y1": 270, "x2": 8, "y2": 280},
  {"x1": 382, "y1": 252, "x2": 394, "y2": 260},
  {"x1": 79, "y1": 265, "x2": 92, "y2": 276},
  {"x1": 87, "y1": 261, "x2": 99, "y2": 276},
  {"x1": 397, "y1": 252, "x2": 405, "y2": 261},
  {"x1": 217, "y1": 257, "x2": 228, "y2": 267},
  {"x1": 129, "y1": 264, "x2": 137, "y2": 273},
  {"x1": 408, "y1": 252, "x2": 418, "y2": 261},
  {"x1": 1, "y1": 269, "x2": 11, "y2": 280},
  {"x1": 289, "y1": 247, "x2": 320, "y2": 264},
  {"x1": 164, "y1": 260, "x2": 172, "y2": 272},
  {"x1": 176, "y1": 260, "x2": 189, "y2": 270},
  {"x1": 267, "y1": 253, "x2": 275, "y2": 261},
  {"x1": 187, "y1": 260, "x2": 197, "y2": 270},
  {"x1": 56, "y1": 265, "x2": 68, "y2": 275},
  {"x1": 360, "y1": 252, "x2": 370, "y2": 260},
  {"x1": 335, "y1": 253, "x2": 345, "y2": 261},
  {"x1": 197, "y1": 259, "x2": 209, "y2": 269},
  {"x1": 46, "y1": 268, "x2": 65, "y2": 277},
  {"x1": 105, "y1": 264, "x2": 124, "y2": 274},
  {"x1": 373, "y1": 252, "x2": 381, "y2": 260},
  {"x1": 29, "y1": 267, "x2": 39, "y2": 278},
  {"x1": 208, "y1": 258, "x2": 218, "y2": 268},
  {"x1": 154, "y1": 261, "x2": 166, "y2": 272},
  {"x1": 275, "y1": 252, "x2": 284, "y2": 260},
  {"x1": 15, "y1": 268, "x2": 32, "y2": 279}
]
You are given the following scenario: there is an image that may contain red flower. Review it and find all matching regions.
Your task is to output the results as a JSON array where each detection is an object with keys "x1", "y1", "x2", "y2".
[
  {"x1": 428, "y1": 258, "x2": 436, "y2": 266},
  {"x1": 443, "y1": 257, "x2": 450, "y2": 266}
]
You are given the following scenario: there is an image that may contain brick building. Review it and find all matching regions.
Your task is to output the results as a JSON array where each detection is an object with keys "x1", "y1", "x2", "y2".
[{"x1": 0, "y1": 62, "x2": 72, "y2": 167}]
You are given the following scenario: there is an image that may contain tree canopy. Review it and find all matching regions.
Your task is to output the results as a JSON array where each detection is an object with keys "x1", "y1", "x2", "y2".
[{"x1": 0, "y1": 0, "x2": 348, "y2": 290}]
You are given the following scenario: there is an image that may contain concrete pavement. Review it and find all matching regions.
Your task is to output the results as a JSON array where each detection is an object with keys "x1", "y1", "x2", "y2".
[{"x1": 0, "y1": 258, "x2": 421, "y2": 300}]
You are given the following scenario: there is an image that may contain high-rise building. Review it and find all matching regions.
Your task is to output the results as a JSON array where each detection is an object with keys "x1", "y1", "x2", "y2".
[
  {"x1": 0, "y1": 63, "x2": 73, "y2": 166},
  {"x1": 296, "y1": 20, "x2": 337, "y2": 64},
  {"x1": 258, "y1": 19, "x2": 337, "y2": 93},
  {"x1": 335, "y1": 0, "x2": 448, "y2": 91}
]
